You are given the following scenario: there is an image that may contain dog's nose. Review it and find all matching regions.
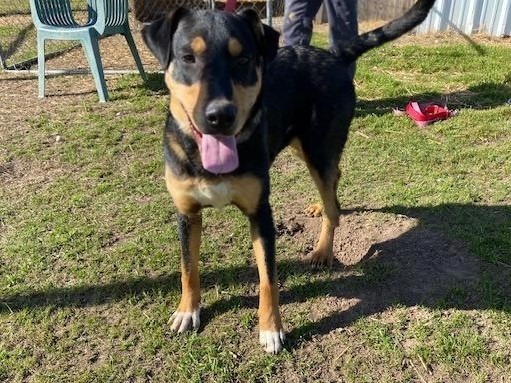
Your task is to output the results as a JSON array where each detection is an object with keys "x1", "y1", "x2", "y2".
[{"x1": 205, "y1": 101, "x2": 237, "y2": 131}]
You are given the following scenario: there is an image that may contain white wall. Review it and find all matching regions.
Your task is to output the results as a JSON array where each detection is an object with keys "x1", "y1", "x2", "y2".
[{"x1": 416, "y1": 0, "x2": 511, "y2": 37}]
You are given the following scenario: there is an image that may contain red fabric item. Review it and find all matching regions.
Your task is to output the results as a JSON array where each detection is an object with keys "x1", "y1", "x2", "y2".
[
  {"x1": 224, "y1": 0, "x2": 237, "y2": 12},
  {"x1": 405, "y1": 101, "x2": 451, "y2": 127}
]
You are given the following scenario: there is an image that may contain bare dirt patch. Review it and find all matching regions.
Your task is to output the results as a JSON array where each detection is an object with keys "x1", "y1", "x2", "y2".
[
  {"x1": 274, "y1": 205, "x2": 481, "y2": 327},
  {"x1": 272, "y1": 206, "x2": 485, "y2": 382},
  {"x1": 284, "y1": 207, "x2": 477, "y2": 277}
]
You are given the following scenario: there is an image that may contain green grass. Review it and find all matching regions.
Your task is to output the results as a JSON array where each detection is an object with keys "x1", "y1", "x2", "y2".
[
  {"x1": 0, "y1": 0, "x2": 86, "y2": 15},
  {"x1": 1, "y1": 37, "x2": 511, "y2": 382}
]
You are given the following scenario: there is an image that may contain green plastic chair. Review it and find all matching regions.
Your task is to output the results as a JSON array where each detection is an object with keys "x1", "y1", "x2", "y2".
[{"x1": 29, "y1": 0, "x2": 147, "y2": 102}]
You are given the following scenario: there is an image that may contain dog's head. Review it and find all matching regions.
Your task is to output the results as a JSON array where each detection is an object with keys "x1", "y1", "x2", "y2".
[{"x1": 142, "y1": 8, "x2": 279, "y2": 174}]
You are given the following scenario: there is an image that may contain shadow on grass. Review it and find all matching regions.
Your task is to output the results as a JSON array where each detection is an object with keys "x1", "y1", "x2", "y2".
[
  {"x1": 356, "y1": 81, "x2": 511, "y2": 117},
  {"x1": 280, "y1": 203, "x2": 511, "y2": 347},
  {"x1": 0, "y1": 23, "x2": 34, "y2": 69},
  {"x1": 142, "y1": 72, "x2": 167, "y2": 93},
  {"x1": 1, "y1": 203, "x2": 510, "y2": 351}
]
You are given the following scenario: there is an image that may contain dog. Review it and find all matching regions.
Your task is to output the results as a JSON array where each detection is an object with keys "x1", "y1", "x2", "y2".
[{"x1": 142, "y1": 0, "x2": 435, "y2": 354}]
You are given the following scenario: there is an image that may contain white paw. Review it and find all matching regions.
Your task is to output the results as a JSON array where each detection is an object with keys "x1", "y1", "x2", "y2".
[
  {"x1": 169, "y1": 308, "x2": 201, "y2": 333},
  {"x1": 259, "y1": 330, "x2": 285, "y2": 354}
]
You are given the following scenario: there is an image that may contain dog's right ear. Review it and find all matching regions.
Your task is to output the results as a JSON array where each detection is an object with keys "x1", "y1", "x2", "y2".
[
  {"x1": 237, "y1": 8, "x2": 280, "y2": 64},
  {"x1": 142, "y1": 7, "x2": 189, "y2": 69}
]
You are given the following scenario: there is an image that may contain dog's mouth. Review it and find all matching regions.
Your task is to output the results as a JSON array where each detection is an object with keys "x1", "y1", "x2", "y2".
[{"x1": 187, "y1": 114, "x2": 239, "y2": 175}]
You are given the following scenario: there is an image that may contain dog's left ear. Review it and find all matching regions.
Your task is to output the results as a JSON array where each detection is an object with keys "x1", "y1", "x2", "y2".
[{"x1": 238, "y1": 8, "x2": 280, "y2": 63}]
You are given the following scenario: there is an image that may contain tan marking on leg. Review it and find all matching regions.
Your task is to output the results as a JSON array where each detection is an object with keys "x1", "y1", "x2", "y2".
[
  {"x1": 178, "y1": 213, "x2": 202, "y2": 312},
  {"x1": 288, "y1": 139, "x2": 340, "y2": 266},
  {"x1": 170, "y1": 212, "x2": 202, "y2": 333},
  {"x1": 231, "y1": 175, "x2": 262, "y2": 215},
  {"x1": 304, "y1": 166, "x2": 340, "y2": 267},
  {"x1": 252, "y1": 233, "x2": 282, "y2": 333},
  {"x1": 166, "y1": 132, "x2": 188, "y2": 161},
  {"x1": 190, "y1": 36, "x2": 206, "y2": 55},
  {"x1": 228, "y1": 37, "x2": 243, "y2": 57},
  {"x1": 165, "y1": 165, "x2": 201, "y2": 214}
]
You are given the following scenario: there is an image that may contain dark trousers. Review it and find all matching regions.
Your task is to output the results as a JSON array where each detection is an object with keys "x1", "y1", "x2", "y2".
[{"x1": 283, "y1": 0, "x2": 358, "y2": 78}]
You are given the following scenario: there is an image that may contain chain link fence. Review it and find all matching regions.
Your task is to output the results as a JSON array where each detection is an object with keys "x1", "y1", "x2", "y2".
[
  {"x1": 0, "y1": 0, "x2": 285, "y2": 71},
  {"x1": 0, "y1": 0, "x2": 420, "y2": 72}
]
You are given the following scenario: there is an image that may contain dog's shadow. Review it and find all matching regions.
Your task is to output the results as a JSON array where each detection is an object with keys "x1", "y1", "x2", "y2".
[
  {"x1": 203, "y1": 203, "x2": 511, "y2": 347},
  {"x1": 1, "y1": 203, "x2": 510, "y2": 351}
]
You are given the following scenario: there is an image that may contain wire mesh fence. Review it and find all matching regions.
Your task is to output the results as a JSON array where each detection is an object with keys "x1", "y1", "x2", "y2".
[
  {"x1": 0, "y1": 0, "x2": 424, "y2": 72},
  {"x1": 0, "y1": 0, "x2": 285, "y2": 71}
]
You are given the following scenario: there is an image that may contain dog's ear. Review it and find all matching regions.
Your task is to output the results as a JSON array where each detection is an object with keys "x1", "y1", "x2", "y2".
[
  {"x1": 238, "y1": 8, "x2": 280, "y2": 63},
  {"x1": 261, "y1": 23, "x2": 280, "y2": 63},
  {"x1": 142, "y1": 7, "x2": 189, "y2": 69}
]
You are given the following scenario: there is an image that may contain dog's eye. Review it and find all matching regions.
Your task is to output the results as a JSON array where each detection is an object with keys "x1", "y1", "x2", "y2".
[
  {"x1": 181, "y1": 54, "x2": 195, "y2": 64},
  {"x1": 236, "y1": 56, "x2": 250, "y2": 66}
]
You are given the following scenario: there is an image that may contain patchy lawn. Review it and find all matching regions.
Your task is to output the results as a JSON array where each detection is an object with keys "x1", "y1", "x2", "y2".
[{"x1": 0, "y1": 33, "x2": 510, "y2": 382}]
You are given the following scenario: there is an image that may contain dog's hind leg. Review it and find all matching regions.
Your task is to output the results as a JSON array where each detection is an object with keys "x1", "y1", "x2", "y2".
[
  {"x1": 289, "y1": 138, "x2": 327, "y2": 219},
  {"x1": 303, "y1": 164, "x2": 341, "y2": 267}
]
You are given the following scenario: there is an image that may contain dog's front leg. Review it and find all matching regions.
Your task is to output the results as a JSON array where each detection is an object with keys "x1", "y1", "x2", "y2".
[
  {"x1": 249, "y1": 203, "x2": 285, "y2": 354},
  {"x1": 170, "y1": 212, "x2": 202, "y2": 333}
]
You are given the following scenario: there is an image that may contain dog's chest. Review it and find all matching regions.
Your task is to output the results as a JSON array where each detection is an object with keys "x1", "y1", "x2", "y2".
[{"x1": 190, "y1": 182, "x2": 233, "y2": 209}]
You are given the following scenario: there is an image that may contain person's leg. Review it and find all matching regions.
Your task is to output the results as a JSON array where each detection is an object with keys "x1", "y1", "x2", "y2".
[
  {"x1": 323, "y1": 0, "x2": 358, "y2": 78},
  {"x1": 283, "y1": 0, "x2": 323, "y2": 46}
]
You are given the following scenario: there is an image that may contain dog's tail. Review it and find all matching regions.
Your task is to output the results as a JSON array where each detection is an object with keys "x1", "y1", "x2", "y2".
[{"x1": 340, "y1": 0, "x2": 436, "y2": 64}]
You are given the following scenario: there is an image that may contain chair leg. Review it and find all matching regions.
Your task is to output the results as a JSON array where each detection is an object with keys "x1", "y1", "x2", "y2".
[
  {"x1": 37, "y1": 35, "x2": 46, "y2": 98},
  {"x1": 82, "y1": 35, "x2": 108, "y2": 102},
  {"x1": 123, "y1": 28, "x2": 147, "y2": 82}
]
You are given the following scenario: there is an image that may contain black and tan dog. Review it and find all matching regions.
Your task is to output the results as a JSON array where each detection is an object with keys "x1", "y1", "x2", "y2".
[{"x1": 142, "y1": 0, "x2": 435, "y2": 354}]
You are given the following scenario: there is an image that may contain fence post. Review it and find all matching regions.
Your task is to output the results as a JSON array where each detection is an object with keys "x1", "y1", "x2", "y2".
[{"x1": 267, "y1": 0, "x2": 273, "y2": 26}]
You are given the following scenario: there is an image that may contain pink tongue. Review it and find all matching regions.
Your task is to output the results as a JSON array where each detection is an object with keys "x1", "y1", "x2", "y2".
[{"x1": 200, "y1": 134, "x2": 239, "y2": 174}]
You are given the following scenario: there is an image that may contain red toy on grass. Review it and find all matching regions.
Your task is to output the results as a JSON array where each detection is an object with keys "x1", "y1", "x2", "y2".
[{"x1": 405, "y1": 101, "x2": 453, "y2": 127}]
